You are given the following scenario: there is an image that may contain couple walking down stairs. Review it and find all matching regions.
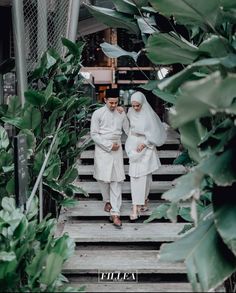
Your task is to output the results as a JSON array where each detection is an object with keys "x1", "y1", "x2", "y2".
[{"x1": 56, "y1": 126, "x2": 223, "y2": 292}]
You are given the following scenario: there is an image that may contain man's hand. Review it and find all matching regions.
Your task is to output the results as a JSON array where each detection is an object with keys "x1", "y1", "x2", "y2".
[
  {"x1": 117, "y1": 106, "x2": 125, "y2": 114},
  {"x1": 137, "y1": 143, "x2": 146, "y2": 152},
  {"x1": 111, "y1": 143, "x2": 120, "y2": 151}
]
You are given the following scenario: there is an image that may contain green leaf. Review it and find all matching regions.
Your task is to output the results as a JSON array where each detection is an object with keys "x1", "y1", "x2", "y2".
[
  {"x1": 100, "y1": 42, "x2": 139, "y2": 62},
  {"x1": 26, "y1": 196, "x2": 38, "y2": 220},
  {"x1": 140, "y1": 80, "x2": 158, "y2": 91},
  {"x1": 58, "y1": 130, "x2": 70, "y2": 148},
  {"x1": 60, "y1": 198, "x2": 79, "y2": 208},
  {"x1": 199, "y1": 119, "x2": 236, "y2": 155},
  {"x1": 149, "y1": 0, "x2": 220, "y2": 27},
  {"x1": 144, "y1": 203, "x2": 169, "y2": 223},
  {"x1": 44, "y1": 80, "x2": 54, "y2": 101},
  {"x1": 179, "y1": 207, "x2": 193, "y2": 222},
  {"x1": 45, "y1": 96, "x2": 63, "y2": 111},
  {"x1": 213, "y1": 185, "x2": 236, "y2": 256},
  {"x1": 199, "y1": 35, "x2": 233, "y2": 58},
  {"x1": 0, "y1": 251, "x2": 16, "y2": 262},
  {"x1": 21, "y1": 106, "x2": 41, "y2": 130},
  {"x1": 159, "y1": 219, "x2": 236, "y2": 292},
  {"x1": 6, "y1": 177, "x2": 15, "y2": 196},
  {"x1": 44, "y1": 111, "x2": 59, "y2": 135},
  {"x1": 0, "y1": 149, "x2": 13, "y2": 170},
  {"x1": 44, "y1": 181, "x2": 63, "y2": 194},
  {"x1": 5, "y1": 95, "x2": 22, "y2": 118},
  {"x1": 170, "y1": 71, "x2": 236, "y2": 128},
  {"x1": 44, "y1": 155, "x2": 61, "y2": 181},
  {"x1": 133, "y1": 0, "x2": 149, "y2": 7},
  {"x1": 147, "y1": 32, "x2": 199, "y2": 65},
  {"x1": 167, "y1": 202, "x2": 179, "y2": 223},
  {"x1": 1, "y1": 197, "x2": 16, "y2": 213},
  {"x1": 85, "y1": 4, "x2": 140, "y2": 34},
  {"x1": 162, "y1": 170, "x2": 204, "y2": 202},
  {"x1": 60, "y1": 167, "x2": 78, "y2": 186},
  {"x1": 25, "y1": 90, "x2": 46, "y2": 107},
  {"x1": 40, "y1": 235, "x2": 75, "y2": 286},
  {"x1": 33, "y1": 150, "x2": 44, "y2": 175},
  {"x1": 198, "y1": 148, "x2": 236, "y2": 186},
  {"x1": 178, "y1": 120, "x2": 207, "y2": 163},
  {"x1": 112, "y1": 0, "x2": 139, "y2": 14},
  {"x1": 136, "y1": 16, "x2": 156, "y2": 34},
  {"x1": 152, "y1": 88, "x2": 176, "y2": 104},
  {"x1": 158, "y1": 58, "x2": 220, "y2": 93},
  {"x1": 62, "y1": 37, "x2": 82, "y2": 57},
  {"x1": 0, "y1": 125, "x2": 9, "y2": 149},
  {"x1": 1, "y1": 117, "x2": 23, "y2": 129}
]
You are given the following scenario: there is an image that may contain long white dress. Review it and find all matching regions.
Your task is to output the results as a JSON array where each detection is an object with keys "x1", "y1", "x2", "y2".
[{"x1": 125, "y1": 91, "x2": 167, "y2": 205}]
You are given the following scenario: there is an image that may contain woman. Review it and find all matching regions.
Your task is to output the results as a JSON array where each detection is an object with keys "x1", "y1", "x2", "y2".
[{"x1": 125, "y1": 91, "x2": 167, "y2": 221}]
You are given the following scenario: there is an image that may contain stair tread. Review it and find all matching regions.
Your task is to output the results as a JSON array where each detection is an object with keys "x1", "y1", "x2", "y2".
[
  {"x1": 58, "y1": 222, "x2": 189, "y2": 243},
  {"x1": 79, "y1": 128, "x2": 180, "y2": 146},
  {"x1": 63, "y1": 249, "x2": 186, "y2": 273},
  {"x1": 80, "y1": 150, "x2": 181, "y2": 159},
  {"x1": 61, "y1": 200, "x2": 188, "y2": 217},
  {"x1": 77, "y1": 164, "x2": 187, "y2": 175},
  {"x1": 69, "y1": 282, "x2": 192, "y2": 292},
  {"x1": 75, "y1": 181, "x2": 175, "y2": 194}
]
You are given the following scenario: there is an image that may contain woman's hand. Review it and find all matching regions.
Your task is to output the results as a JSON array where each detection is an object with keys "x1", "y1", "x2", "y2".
[
  {"x1": 137, "y1": 143, "x2": 146, "y2": 152},
  {"x1": 117, "y1": 106, "x2": 125, "y2": 114}
]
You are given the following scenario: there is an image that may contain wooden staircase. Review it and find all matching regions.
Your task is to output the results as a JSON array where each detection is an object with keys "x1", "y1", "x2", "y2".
[{"x1": 57, "y1": 126, "x2": 195, "y2": 292}]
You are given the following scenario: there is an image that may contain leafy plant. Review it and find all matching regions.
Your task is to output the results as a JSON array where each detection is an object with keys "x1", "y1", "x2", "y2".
[
  {"x1": 0, "y1": 197, "x2": 78, "y2": 292},
  {"x1": 0, "y1": 38, "x2": 94, "y2": 215},
  {"x1": 86, "y1": 0, "x2": 236, "y2": 291}
]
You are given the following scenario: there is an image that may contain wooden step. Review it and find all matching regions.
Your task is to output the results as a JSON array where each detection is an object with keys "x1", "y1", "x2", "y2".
[
  {"x1": 77, "y1": 164, "x2": 186, "y2": 176},
  {"x1": 69, "y1": 282, "x2": 193, "y2": 292},
  {"x1": 58, "y1": 222, "x2": 188, "y2": 243},
  {"x1": 61, "y1": 200, "x2": 188, "y2": 218},
  {"x1": 75, "y1": 181, "x2": 175, "y2": 194},
  {"x1": 63, "y1": 249, "x2": 186, "y2": 274},
  {"x1": 78, "y1": 131, "x2": 180, "y2": 146},
  {"x1": 80, "y1": 150, "x2": 181, "y2": 160}
]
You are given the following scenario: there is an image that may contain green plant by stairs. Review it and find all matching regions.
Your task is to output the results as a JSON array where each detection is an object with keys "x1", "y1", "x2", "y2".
[
  {"x1": 0, "y1": 38, "x2": 95, "y2": 215},
  {"x1": 0, "y1": 196, "x2": 79, "y2": 292}
]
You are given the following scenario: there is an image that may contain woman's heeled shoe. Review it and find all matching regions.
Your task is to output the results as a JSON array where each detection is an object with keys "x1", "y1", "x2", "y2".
[
  {"x1": 129, "y1": 213, "x2": 139, "y2": 222},
  {"x1": 139, "y1": 199, "x2": 149, "y2": 212}
]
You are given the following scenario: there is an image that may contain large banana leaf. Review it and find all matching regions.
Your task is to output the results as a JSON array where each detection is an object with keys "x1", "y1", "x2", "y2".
[
  {"x1": 170, "y1": 71, "x2": 236, "y2": 128},
  {"x1": 162, "y1": 170, "x2": 204, "y2": 202},
  {"x1": 213, "y1": 185, "x2": 236, "y2": 257},
  {"x1": 149, "y1": 0, "x2": 220, "y2": 27},
  {"x1": 157, "y1": 58, "x2": 221, "y2": 92},
  {"x1": 146, "y1": 32, "x2": 199, "y2": 65},
  {"x1": 84, "y1": 4, "x2": 139, "y2": 34},
  {"x1": 159, "y1": 218, "x2": 236, "y2": 291}
]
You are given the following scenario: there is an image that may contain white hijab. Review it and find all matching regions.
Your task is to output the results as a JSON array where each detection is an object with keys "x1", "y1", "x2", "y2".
[{"x1": 128, "y1": 91, "x2": 167, "y2": 147}]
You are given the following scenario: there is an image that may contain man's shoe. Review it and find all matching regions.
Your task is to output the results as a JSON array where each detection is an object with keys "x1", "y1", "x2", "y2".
[
  {"x1": 109, "y1": 215, "x2": 122, "y2": 228},
  {"x1": 104, "y1": 202, "x2": 112, "y2": 212}
]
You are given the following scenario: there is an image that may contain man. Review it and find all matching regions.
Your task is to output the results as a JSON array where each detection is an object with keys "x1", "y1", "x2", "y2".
[{"x1": 90, "y1": 89, "x2": 129, "y2": 228}]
